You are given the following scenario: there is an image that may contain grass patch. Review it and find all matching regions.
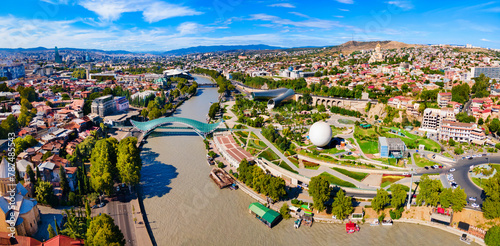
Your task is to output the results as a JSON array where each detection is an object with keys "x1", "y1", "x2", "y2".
[
  {"x1": 250, "y1": 132, "x2": 258, "y2": 139},
  {"x1": 413, "y1": 153, "x2": 437, "y2": 168},
  {"x1": 421, "y1": 173, "x2": 440, "y2": 176},
  {"x1": 381, "y1": 175, "x2": 406, "y2": 187},
  {"x1": 338, "y1": 119, "x2": 355, "y2": 125},
  {"x1": 277, "y1": 161, "x2": 299, "y2": 174},
  {"x1": 331, "y1": 167, "x2": 369, "y2": 181},
  {"x1": 288, "y1": 157, "x2": 299, "y2": 168},
  {"x1": 443, "y1": 152, "x2": 453, "y2": 159},
  {"x1": 234, "y1": 131, "x2": 249, "y2": 138},
  {"x1": 223, "y1": 115, "x2": 232, "y2": 120},
  {"x1": 303, "y1": 160, "x2": 320, "y2": 170},
  {"x1": 247, "y1": 139, "x2": 266, "y2": 150},
  {"x1": 490, "y1": 164, "x2": 500, "y2": 172},
  {"x1": 472, "y1": 177, "x2": 486, "y2": 189},
  {"x1": 319, "y1": 172, "x2": 356, "y2": 188},
  {"x1": 258, "y1": 149, "x2": 280, "y2": 161},
  {"x1": 387, "y1": 184, "x2": 410, "y2": 192},
  {"x1": 357, "y1": 140, "x2": 379, "y2": 154}
]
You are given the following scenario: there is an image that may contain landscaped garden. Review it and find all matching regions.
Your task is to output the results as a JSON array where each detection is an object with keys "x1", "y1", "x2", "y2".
[
  {"x1": 413, "y1": 153, "x2": 437, "y2": 168},
  {"x1": 331, "y1": 167, "x2": 368, "y2": 181},
  {"x1": 380, "y1": 175, "x2": 406, "y2": 188},
  {"x1": 319, "y1": 172, "x2": 356, "y2": 188}
]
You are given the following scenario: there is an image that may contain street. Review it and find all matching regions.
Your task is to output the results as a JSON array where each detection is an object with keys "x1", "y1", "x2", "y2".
[{"x1": 92, "y1": 189, "x2": 137, "y2": 246}]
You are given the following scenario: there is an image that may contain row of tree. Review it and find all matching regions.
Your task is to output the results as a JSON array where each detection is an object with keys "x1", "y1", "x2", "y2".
[
  {"x1": 416, "y1": 175, "x2": 467, "y2": 211},
  {"x1": 236, "y1": 159, "x2": 287, "y2": 201}
]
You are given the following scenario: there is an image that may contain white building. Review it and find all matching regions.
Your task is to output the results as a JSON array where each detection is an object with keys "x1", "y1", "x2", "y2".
[
  {"x1": 420, "y1": 108, "x2": 456, "y2": 133},
  {"x1": 439, "y1": 121, "x2": 486, "y2": 144}
]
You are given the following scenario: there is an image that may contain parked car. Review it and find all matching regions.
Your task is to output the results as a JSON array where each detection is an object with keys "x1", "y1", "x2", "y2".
[
  {"x1": 450, "y1": 168, "x2": 456, "y2": 172},
  {"x1": 471, "y1": 203, "x2": 480, "y2": 208},
  {"x1": 433, "y1": 165, "x2": 439, "y2": 169},
  {"x1": 425, "y1": 166, "x2": 429, "y2": 170},
  {"x1": 98, "y1": 202, "x2": 105, "y2": 208},
  {"x1": 469, "y1": 197, "x2": 476, "y2": 201}
]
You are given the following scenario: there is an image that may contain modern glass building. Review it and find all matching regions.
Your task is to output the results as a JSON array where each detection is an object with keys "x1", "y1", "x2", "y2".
[{"x1": 251, "y1": 88, "x2": 295, "y2": 109}]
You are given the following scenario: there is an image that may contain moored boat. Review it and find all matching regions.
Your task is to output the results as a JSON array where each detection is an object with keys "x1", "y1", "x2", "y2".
[
  {"x1": 294, "y1": 218, "x2": 301, "y2": 229},
  {"x1": 381, "y1": 219, "x2": 393, "y2": 226},
  {"x1": 460, "y1": 234, "x2": 472, "y2": 244}
]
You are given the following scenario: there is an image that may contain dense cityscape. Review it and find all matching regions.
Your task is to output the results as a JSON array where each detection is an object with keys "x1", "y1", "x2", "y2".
[{"x1": 1, "y1": 0, "x2": 500, "y2": 246}]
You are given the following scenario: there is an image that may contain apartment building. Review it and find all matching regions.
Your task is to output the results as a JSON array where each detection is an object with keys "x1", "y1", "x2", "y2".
[
  {"x1": 437, "y1": 92, "x2": 452, "y2": 108},
  {"x1": 420, "y1": 108, "x2": 456, "y2": 132},
  {"x1": 439, "y1": 121, "x2": 486, "y2": 144},
  {"x1": 91, "y1": 95, "x2": 116, "y2": 117}
]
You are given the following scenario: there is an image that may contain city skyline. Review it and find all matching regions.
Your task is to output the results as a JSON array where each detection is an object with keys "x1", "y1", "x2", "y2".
[{"x1": 1, "y1": 0, "x2": 500, "y2": 51}]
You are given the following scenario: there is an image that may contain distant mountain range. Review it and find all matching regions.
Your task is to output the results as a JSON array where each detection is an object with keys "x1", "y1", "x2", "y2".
[
  {"x1": 161, "y1": 44, "x2": 285, "y2": 55},
  {"x1": 0, "y1": 41, "x2": 421, "y2": 56}
]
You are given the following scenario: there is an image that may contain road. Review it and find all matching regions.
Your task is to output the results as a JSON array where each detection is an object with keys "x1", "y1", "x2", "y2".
[
  {"x1": 415, "y1": 154, "x2": 500, "y2": 208},
  {"x1": 92, "y1": 190, "x2": 137, "y2": 246}
]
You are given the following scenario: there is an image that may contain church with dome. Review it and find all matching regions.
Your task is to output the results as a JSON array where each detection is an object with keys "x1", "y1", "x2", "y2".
[
  {"x1": 368, "y1": 43, "x2": 385, "y2": 63},
  {"x1": 0, "y1": 157, "x2": 41, "y2": 237}
]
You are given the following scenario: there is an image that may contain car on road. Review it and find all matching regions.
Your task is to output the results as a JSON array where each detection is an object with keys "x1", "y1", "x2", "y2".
[
  {"x1": 466, "y1": 155, "x2": 471, "y2": 159},
  {"x1": 433, "y1": 165, "x2": 439, "y2": 169},
  {"x1": 470, "y1": 165, "x2": 475, "y2": 170},
  {"x1": 402, "y1": 172, "x2": 409, "y2": 176},
  {"x1": 461, "y1": 157, "x2": 465, "y2": 160},
  {"x1": 469, "y1": 197, "x2": 476, "y2": 201},
  {"x1": 449, "y1": 168, "x2": 455, "y2": 172},
  {"x1": 471, "y1": 203, "x2": 480, "y2": 208},
  {"x1": 432, "y1": 154, "x2": 436, "y2": 159},
  {"x1": 98, "y1": 202, "x2": 105, "y2": 208},
  {"x1": 424, "y1": 166, "x2": 429, "y2": 170},
  {"x1": 430, "y1": 166, "x2": 436, "y2": 169},
  {"x1": 92, "y1": 205, "x2": 98, "y2": 209}
]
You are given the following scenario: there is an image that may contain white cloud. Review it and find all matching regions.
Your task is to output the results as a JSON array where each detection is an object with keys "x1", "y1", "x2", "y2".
[
  {"x1": 335, "y1": 0, "x2": 354, "y2": 4},
  {"x1": 250, "y1": 13, "x2": 347, "y2": 29},
  {"x1": 334, "y1": 15, "x2": 344, "y2": 18},
  {"x1": 289, "y1": 12, "x2": 309, "y2": 18},
  {"x1": 386, "y1": 1, "x2": 414, "y2": 10},
  {"x1": 481, "y1": 38, "x2": 491, "y2": 42},
  {"x1": 338, "y1": 8, "x2": 349, "y2": 11},
  {"x1": 176, "y1": 22, "x2": 227, "y2": 35},
  {"x1": 78, "y1": 0, "x2": 202, "y2": 23},
  {"x1": 268, "y1": 3, "x2": 295, "y2": 8},
  {"x1": 40, "y1": 0, "x2": 70, "y2": 4}
]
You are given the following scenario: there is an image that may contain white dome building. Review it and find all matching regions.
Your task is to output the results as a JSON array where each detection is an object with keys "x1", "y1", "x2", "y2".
[{"x1": 308, "y1": 121, "x2": 332, "y2": 147}]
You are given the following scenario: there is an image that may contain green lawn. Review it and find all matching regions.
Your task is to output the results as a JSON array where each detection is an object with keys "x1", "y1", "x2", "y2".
[
  {"x1": 319, "y1": 172, "x2": 356, "y2": 188},
  {"x1": 413, "y1": 153, "x2": 437, "y2": 168},
  {"x1": 471, "y1": 177, "x2": 486, "y2": 189},
  {"x1": 338, "y1": 119, "x2": 355, "y2": 125},
  {"x1": 357, "y1": 140, "x2": 379, "y2": 154},
  {"x1": 234, "y1": 131, "x2": 249, "y2": 139},
  {"x1": 277, "y1": 161, "x2": 299, "y2": 174},
  {"x1": 258, "y1": 149, "x2": 280, "y2": 161},
  {"x1": 250, "y1": 132, "x2": 258, "y2": 139},
  {"x1": 288, "y1": 157, "x2": 299, "y2": 168},
  {"x1": 387, "y1": 184, "x2": 410, "y2": 192},
  {"x1": 331, "y1": 167, "x2": 369, "y2": 181},
  {"x1": 443, "y1": 152, "x2": 453, "y2": 159},
  {"x1": 247, "y1": 139, "x2": 267, "y2": 150}
]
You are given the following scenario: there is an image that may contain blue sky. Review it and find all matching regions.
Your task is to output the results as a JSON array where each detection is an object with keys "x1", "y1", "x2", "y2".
[{"x1": 1, "y1": 0, "x2": 499, "y2": 51}]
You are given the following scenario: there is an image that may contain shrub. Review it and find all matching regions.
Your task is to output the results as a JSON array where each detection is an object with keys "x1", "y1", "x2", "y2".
[
  {"x1": 378, "y1": 212, "x2": 386, "y2": 222},
  {"x1": 217, "y1": 162, "x2": 225, "y2": 168}
]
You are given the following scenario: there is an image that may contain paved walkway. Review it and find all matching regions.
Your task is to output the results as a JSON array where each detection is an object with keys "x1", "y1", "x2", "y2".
[{"x1": 252, "y1": 129, "x2": 300, "y2": 171}]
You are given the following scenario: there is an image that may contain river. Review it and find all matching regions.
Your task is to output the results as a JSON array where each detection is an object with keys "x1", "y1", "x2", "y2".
[{"x1": 139, "y1": 75, "x2": 477, "y2": 246}]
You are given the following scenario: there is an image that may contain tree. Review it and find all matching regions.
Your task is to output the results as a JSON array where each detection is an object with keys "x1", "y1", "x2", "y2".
[
  {"x1": 451, "y1": 83, "x2": 470, "y2": 104},
  {"x1": 482, "y1": 173, "x2": 500, "y2": 219},
  {"x1": 86, "y1": 214, "x2": 125, "y2": 246},
  {"x1": 26, "y1": 164, "x2": 36, "y2": 184},
  {"x1": 485, "y1": 225, "x2": 500, "y2": 246},
  {"x1": 416, "y1": 175, "x2": 442, "y2": 206},
  {"x1": 280, "y1": 203, "x2": 291, "y2": 219},
  {"x1": 116, "y1": 137, "x2": 142, "y2": 187},
  {"x1": 60, "y1": 208, "x2": 87, "y2": 240},
  {"x1": 489, "y1": 118, "x2": 500, "y2": 135},
  {"x1": 472, "y1": 73, "x2": 490, "y2": 98},
  {"x1": 331, "y1": 189, "x2": 353, "y2": 220},
  {"x1": 36, "y1": 181, "x2": 55, "y2": 206},
  {"x1": 390, "y1": 184, "x2": 407, "y2": 209},
  {"x1": 36, "y1": 166, "x2": 41, "y2": 180},
  {"x1": 456, "y1": 112, "x2": 476, "y2": 123},
  {"x1": 208, "y1": 102, "x2": 220, "y2": 120},
  {"x1": 60, "y1": 167, "x2": 70, "y2": 197},
  {"x1": 90, "y1": 139, "x2": 117, "y2": 195},
  {"x1": 48, "y1": 224, "x2": 56, "y2": 239},
  {"x1": 0, "y1": 114, "x2": 18, "y2": 138},
  {"x1": 308, "y1": 176, "x2": 332, "y2": 212},
  {"x1": 439, "y1": 188, "x2": 453, "y2": 208},
  {"x1": 451, "y1": 187, "x2": 467, "y2": 211},
  {"x1": 372, "y1": 189, "x2": 390, "y2": 212}
]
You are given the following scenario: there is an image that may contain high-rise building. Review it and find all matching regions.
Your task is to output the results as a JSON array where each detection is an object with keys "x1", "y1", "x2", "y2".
[
  {"x1": 91, "y1": 95, "x2": 116, "y2": 117},
  {"x1": 54, "y1": 46, "x2": 63, "y2": 63},
  {"x1": 471, "y1": 67, "x2": 500, "y2": 79},
  {"x1": 0, "y1": 63, "x2": 25, "y2": 80}
]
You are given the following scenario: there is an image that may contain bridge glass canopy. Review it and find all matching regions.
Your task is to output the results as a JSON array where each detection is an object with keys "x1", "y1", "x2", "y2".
[{"x1": 131, "y1": 117, "x2": 223, "y2": 136}]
